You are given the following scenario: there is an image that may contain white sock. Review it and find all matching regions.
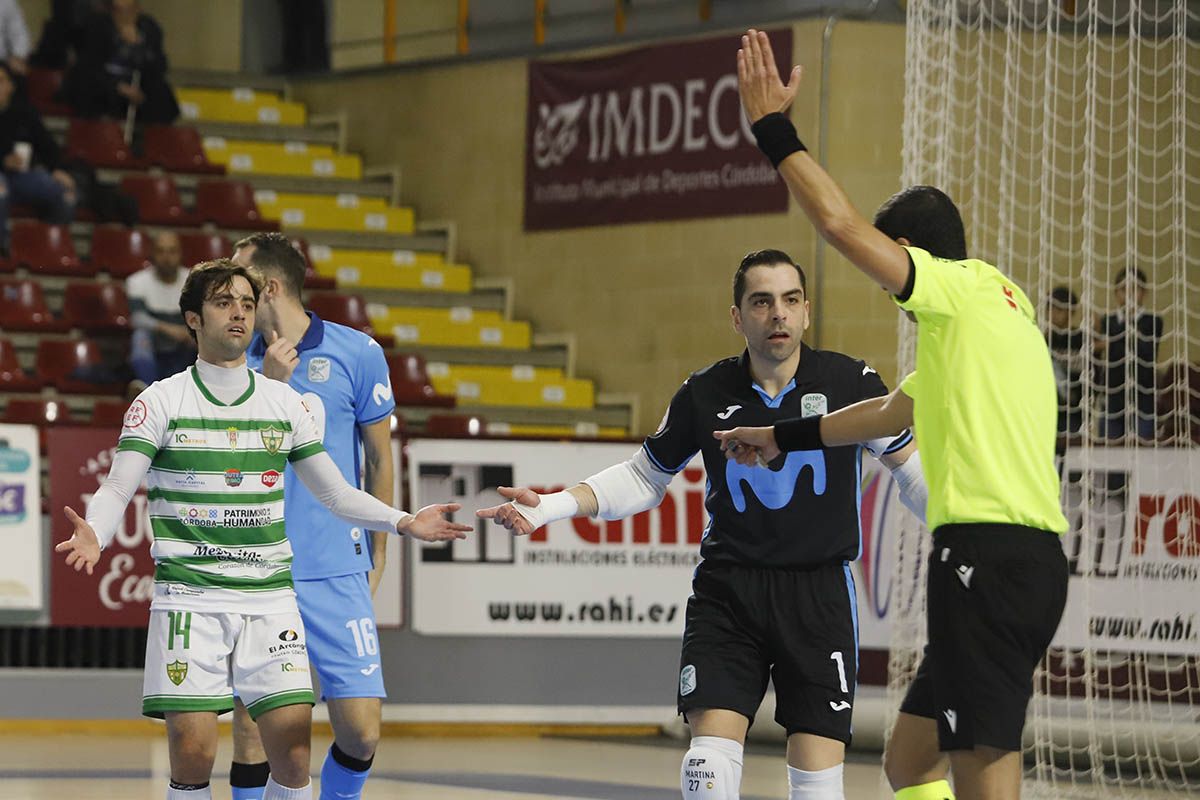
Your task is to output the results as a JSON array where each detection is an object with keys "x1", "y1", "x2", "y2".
[
  {"x1": 263, "y1": 776, "x2": 312, "y2": 800},
  {"x1": 167, "y1": 785, "x2": 212, "y2": 800},
  {"x1": 788, "y1": 763, "x2": 845, "y2": 799},
  {"x1": 681, "y1": 735, "x2": 743, "y2": 799}
]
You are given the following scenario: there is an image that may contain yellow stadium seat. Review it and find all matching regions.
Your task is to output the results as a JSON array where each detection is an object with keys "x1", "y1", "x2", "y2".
[
  {"x1": 177, "y1": 88, "x2": 306, "y2": 126},
  {"x1": 202, "y1": 138, "x2": 361, "y2": 179},
  {"x1": 367, "y1": 305, "x2": 531, "y2": 349},
  {"x1": 253, "y1": 191, "x2": 415, "y2": 234},
  {"x1": 425, "y1": 363, "x2": 594, "y2": 409},
  {"x1": 308, "y1": 245, "x2": 471, "y2": 292}
]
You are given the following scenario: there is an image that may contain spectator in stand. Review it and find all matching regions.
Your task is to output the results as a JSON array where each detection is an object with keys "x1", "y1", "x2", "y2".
[
  {"x1": 127, "y1": 231, "x2": 194, "y2": 389},
  {"x1": 0, "y1": 62, "x2": 75, "y2": 253},
  {"x1": 62, "y1": 0, "x2": 178, "y2": 124},
  {"x1": 1094, "y1": 267, "x2": 1165, "y2": 442},
  {"x1": 0, "y1": 0, "x2": 30, "y2": 75},
  {"x1": 29, "y1": 0, "x2": 98, "y2": 70},
  {"x1": 1047, "y1": 286, "x2": 1084, "y2": 447}
]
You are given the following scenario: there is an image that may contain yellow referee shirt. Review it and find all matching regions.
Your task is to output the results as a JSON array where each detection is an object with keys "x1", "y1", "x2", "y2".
[{"x1": 896, "y1": 246, "x2": 1068, "y2": 534}]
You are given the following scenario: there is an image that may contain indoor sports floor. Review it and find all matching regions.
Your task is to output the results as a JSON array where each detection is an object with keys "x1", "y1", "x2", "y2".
[{"x1": 0, "y1": 730, "x2": 887, "y2": 799}]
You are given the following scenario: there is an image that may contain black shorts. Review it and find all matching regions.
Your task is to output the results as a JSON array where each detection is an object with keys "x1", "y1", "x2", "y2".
[
  {"x1": 677, "y1": 561, "x2": 858, "y2": 743},
  {"x1": 900, "y1": 524, "x2": 1069, "y2": 752}
]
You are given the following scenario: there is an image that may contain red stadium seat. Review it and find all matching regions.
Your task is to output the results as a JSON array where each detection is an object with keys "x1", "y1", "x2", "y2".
[
  {"x1": 0, "y1": 337, "x2": 42, "y2": 391},
  {"x1": 306, "y1": 292, "x2": 394, "y2": 348},
  {"x1": 425, "y1": 413, "x2": 487, "y2": 438},
  {"x1": 194, "y1": 180, "x2": 278, "y2": 231},
  {"x1": 119, "y1": 175, "x2": 198, "y2": 227},
  {"x1": 0, "y1": 279, "x2": 68, "y2": 332},
  {"x1": 10, "y1": 220, "x2": 86, "y2": 275},
  {"x1": 177, "y1": 231, "x2": 231, "y2": 267},
  {"x1": 2, "y1": 398, "x2": 75, "y2": 452},
  {"x1": 65, "y1": 119, "x2": 141, "y2": 169},
  {"x1": 388, "y1": 353, "x2": 455, "y2": 408},
  {"x1": 89, "y1": 226, "x2": 151, "y2": 278},
  {"x1": 89, "y1": 399, "x2": 131, "y2": 428},
  {"x1": 62, "y1": 282, "x2": 131, "y2": 333},
  {"x1": 25, "y1": 68, "x2": 72, "y2": 116},
  {"x1": 144, "y1": 125, "x2": 225, "y2": 175},
  {"x1": 35, "y1": 340, "x2": 125, "y2": 394}
]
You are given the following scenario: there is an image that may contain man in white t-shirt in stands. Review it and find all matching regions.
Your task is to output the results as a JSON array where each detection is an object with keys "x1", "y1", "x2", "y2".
[{"x1": 128, "y1": 231, "x2": 196, "y2": 390}]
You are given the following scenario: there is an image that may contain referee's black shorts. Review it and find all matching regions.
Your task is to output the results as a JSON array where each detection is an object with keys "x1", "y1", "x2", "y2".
[
  {"x1": 900, "y1": 523, "x2": 1069, "y2": 752},
  {"x1": 677, "y1": 560, "x2": 858, "y2": 744}
]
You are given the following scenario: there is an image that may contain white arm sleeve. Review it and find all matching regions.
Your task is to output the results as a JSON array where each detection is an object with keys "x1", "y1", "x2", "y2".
[
  {"x1": 85, "y1": 450, "x2": 152, "y2": 550},
  {"x1": 863, "y1": 429, "x2": 913, "y2": 459},
  {"x1": 583, "y1": 447, "x2": 675, "y2": 521},
  {"x1": 292, "y1": 451, "x2": 408, "y2": 534},
  {"x1": 889, "y1": 450, "x2": 928, "y2": 524}
]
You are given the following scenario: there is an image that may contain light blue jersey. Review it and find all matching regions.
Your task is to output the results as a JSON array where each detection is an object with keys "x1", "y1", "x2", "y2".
[{"x1": 247, "y1": 313, "x2": 395, "y2": 580}]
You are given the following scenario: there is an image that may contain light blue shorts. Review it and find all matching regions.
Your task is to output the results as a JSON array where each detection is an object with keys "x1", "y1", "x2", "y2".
[{"x1": 294, "y1": 572, "x2": 387, "y2": 700}]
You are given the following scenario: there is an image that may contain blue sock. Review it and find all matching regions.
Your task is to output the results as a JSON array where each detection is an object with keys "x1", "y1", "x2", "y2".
[
  {"x1": 319, "y1": 744, "x2": 373, "y2": 800},
  {"x1": 230, "y1": 760, "x2": 270, "y2": 800}
]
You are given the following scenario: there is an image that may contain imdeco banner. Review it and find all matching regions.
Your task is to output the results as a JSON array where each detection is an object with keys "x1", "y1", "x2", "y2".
[{"x1": 524, "y1": 30, "x2": 792, "y2": 230}]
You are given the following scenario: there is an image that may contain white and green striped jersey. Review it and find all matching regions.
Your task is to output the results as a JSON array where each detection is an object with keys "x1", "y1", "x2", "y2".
[{"x1": 117, "y1": 365, "x2": 325, "y2": 613}]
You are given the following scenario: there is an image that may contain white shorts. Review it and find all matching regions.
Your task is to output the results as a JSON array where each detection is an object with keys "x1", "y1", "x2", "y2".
[{"x1": 142, "y1": 608, "x2": 315, "y2": 720}]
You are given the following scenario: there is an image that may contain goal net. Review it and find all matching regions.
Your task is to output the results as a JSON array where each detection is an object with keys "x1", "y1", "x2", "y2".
[{"x1": 891, "y1": 1, "x2": 1199, "y2": 797}]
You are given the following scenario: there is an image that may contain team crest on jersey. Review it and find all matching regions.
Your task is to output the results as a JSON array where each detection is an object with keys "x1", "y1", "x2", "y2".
[
  {"x1": 260, "y1": 426, "x2": 284, "y2": 455},
  {"x1": 227, "y1": 427, "x2": 239, "y2": 450},
  {"x1": 800, "y1": 393, "x2": 828, "y2": 418},
  {"x1": 307, "y1": 357, "x2": 331, "y2": 383},
  {"x1": 166, "y1": 660, "x2": 188, "y2": 686}
]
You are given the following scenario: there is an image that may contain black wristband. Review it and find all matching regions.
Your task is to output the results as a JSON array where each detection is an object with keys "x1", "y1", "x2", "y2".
[
  {"x1": 750, "y1": 112, "x2": 807, "y2": 168},
  {"x1": 774, "y1": 415, "x2": 824, "y2": 452}
]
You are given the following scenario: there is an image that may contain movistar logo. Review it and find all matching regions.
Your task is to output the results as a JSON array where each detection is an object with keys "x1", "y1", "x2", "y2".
[{"x1": 726, "y1": 450, "x2": 827, "y2": 512}]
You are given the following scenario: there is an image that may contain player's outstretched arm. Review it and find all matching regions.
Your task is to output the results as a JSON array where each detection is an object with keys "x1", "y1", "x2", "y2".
[
  {"x1": 402, "y1": 503, "x2": 474, "y2": 542},
  {"x1": 292, "y1": 450, "x2": 471, "y2": 541},
  {"x1": 55, "y1": 506, "x2": 101, "y2": 575},
  {"x1": 54, "y1": 447, "x2": 155, "y2": 572},
  {"x1": 476, "y1": 485, "x2": 596, "y2": 537},
  {"x1": 476, "y1": 449, "x2": 676, "y2": 536},
  {"x1": 714, "y1": 388, "x2": 914, "y2": 462},
  {"x1": 737, "y1": 28, "x2": 911, "y2": 295}
]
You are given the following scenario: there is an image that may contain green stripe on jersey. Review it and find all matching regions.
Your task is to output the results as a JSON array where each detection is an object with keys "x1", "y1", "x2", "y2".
[
  {"x1": 154, "y1": 449, "x2": 288, "y2": 473},
  {"x1": 288, "y1": 441, "x2": 324, "y2": 463},
  {"x1": 148, "y1": 487, "x2": 284, "y2": 505},
  {"x1": 118, "y1": 438, "x2": 159, "y2": 458},
  {"x1": 155, "y1": 561, "x2": 293, "y2": 591},
  {"x1": 166, "y1": 418, "x2": 294, "y2": 432},
  {"x1": 151, "y1": 517, "x2": 287, "y2": 547}
]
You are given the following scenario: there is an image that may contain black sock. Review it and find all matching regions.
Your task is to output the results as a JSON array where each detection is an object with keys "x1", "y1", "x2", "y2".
[
  {"x1": 330, "y1": 742, "x2": 374, "y2": 773},
  {"x1": 229, "y1": 760, "x2": 271, "y2": 788},
  {"x1": 169, "y1": 780, "x2": 211, "y2": 790}
]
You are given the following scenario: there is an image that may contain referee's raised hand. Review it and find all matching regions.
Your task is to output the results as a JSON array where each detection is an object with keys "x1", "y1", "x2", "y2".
[
  {"x1": 713, "y1": 426, "x2": 779, "y2": 466},
  {"x1": 737, "y1": 28, "x2": 803, "y2": 124}
]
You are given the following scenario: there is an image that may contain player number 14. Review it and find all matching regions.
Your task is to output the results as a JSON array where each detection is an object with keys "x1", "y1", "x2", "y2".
[{"x1": 345, "y1": 617, "x2": 378, "y2": 657}]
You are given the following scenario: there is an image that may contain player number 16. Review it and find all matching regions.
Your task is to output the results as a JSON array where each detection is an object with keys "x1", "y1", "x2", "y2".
[{"x1": 345, "y1": 617, "x2": 378, "y2": 657}]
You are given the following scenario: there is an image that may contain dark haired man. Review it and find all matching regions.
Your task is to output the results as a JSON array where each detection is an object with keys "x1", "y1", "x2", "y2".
[
  {"x1": 227, "y1": 233, "x2": 396, "y2": 800},
  {"x1": 56, "y1": 259, "x2": 470, "y2": 800},
  {"x1": 723, "y1": 29, "x2": 1070, "y2": 800},
  {"x1": 1094, "y1": 267, "x2": 1164, "y2": 442},
  {"x1": 477, "y1": 250, "x2": 926, "y2": 800}
]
